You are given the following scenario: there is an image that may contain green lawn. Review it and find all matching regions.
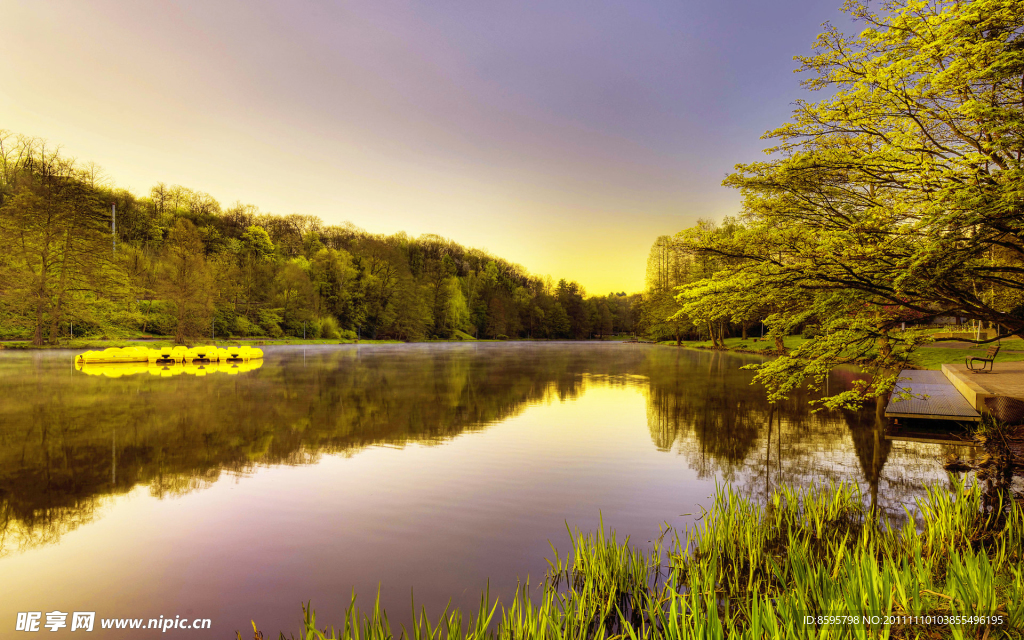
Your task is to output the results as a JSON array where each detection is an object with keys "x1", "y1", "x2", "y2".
[
  {"x1": 909, "y1": 346, "x2": 1024, "y2": 370},
  {"x1": 652, "y1": 336, "x2": 1024, "y2": 371},
  {"x1": 660, "y1": 336, "x2": 810, "y2": 352}
]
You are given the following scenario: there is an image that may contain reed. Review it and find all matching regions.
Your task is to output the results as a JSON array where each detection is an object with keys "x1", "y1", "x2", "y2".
[{"x1": 244, "y1": 480, "x2": 1023, "y2": 640}]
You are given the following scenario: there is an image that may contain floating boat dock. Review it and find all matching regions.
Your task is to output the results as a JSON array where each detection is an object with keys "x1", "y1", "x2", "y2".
[
  {"x1": 76, "y1": 345, "x2": 262, "y2": 365},
  {"x1": 75, "y1": 359, "x2": 263, "y2": 378},
  {"x1": 74, "y1": 345, "x2": 266, "y2": 379},
  {"x1": 885, "y1": 362, "x2": 1024, "y2": 423}
]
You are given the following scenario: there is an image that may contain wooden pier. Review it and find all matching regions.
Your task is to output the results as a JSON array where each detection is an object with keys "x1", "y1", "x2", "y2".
[
  {"x1": 941, "y1": 362, "x2": 1024, "y2": 424},
  {"x1": 884, "y1": 370, "x2": 981, "y2": 422}
]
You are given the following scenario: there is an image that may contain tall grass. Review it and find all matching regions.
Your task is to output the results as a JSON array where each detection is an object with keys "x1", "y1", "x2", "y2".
[{"x1": 244, "y1": 480, "x2": 1023, "y2": 640}]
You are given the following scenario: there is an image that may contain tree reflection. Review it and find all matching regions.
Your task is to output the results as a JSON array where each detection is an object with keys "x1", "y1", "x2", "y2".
[
  {"x1": 646, "y1": 350, "x2": 768, "y2": 480},
  {"x1": 0, "y1": 344, "x2": 965, "y2": 555},
  {"x1": 642, "y1": 353, "x2": 971, "y2": 519}
]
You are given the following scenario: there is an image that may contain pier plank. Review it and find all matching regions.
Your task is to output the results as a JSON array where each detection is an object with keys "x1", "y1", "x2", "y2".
[{"x1": 884, "y1": 369, "x2": 980, "y2": 421}]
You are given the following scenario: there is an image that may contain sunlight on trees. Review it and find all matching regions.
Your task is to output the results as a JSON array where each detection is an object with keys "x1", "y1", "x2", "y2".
[
  {"x1": 0, "y1": 130, "x2": 641, "y2": 344},
  {"x1": 648, "y1": 0, "x2": 1024, "y2": 408}
]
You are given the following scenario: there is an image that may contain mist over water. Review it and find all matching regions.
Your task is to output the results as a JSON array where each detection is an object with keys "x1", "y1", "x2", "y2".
[{"x1": 0, "y1": 343, "x2": 970, "y2": 637}]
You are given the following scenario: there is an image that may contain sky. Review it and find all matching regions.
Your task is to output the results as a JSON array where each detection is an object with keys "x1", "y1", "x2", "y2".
[{"x1": 0, "y1": 0, "x2": 856, "y2": 293}]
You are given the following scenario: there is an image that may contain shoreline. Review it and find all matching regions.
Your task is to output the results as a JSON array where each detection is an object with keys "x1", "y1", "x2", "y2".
[
  {"x1": 247, "y1": 480, "x2": 1023, "y2": 640},
  {"x1": 0, "y1": 336, "x2": 640, "y2": 351}
]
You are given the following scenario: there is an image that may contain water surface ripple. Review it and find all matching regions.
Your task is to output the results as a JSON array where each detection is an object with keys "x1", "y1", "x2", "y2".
[{"x1": 0, "y1": 343, "x2": 971, "y2": 637}]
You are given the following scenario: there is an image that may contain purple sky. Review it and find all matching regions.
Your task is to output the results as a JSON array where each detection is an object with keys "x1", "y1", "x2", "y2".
[{"x1": 1, "y1": 0, "x2": 855, "y2": 292}]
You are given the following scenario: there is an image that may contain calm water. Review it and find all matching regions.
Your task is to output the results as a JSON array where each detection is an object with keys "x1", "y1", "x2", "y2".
[{"x1": 0, "y1": 343, "x2": 973, "y2": 637}]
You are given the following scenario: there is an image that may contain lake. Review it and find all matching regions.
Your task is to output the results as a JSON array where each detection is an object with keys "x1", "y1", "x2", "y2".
[{"x1": 0, "y1": 343, "x2": 972, "y2": 637}]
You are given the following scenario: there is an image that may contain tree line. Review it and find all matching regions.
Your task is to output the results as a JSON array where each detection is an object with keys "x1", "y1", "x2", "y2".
[
  {"x1": 642, "y1": 0, "x2": 1024, "y2": 408},
  {"x1": 0, "y1": 132, "x2": 642, "y2": 345}
]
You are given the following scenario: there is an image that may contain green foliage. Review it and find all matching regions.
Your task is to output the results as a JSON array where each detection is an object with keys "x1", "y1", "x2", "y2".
[
  {"x1": 0, "y1": 138, "x2": 112, "y2": 345},
  {"x1": 307, "y1": 318, "x2": 323, "y2": 340},
  {"x1": 241, "y1": 225, "x2": 275, "y2": 260},
  {"x1": 649, "y1": 0, "x2": 1024, "y2": 407},
  {"x1": 257, "y1": 310, "x2": 282, "y2": 336},
  {"x1": 320, "y1": 316, "x2": 340, "y2": 340},
  {"x1": 546, "y1": 303, "x2": 571, "y2": 338},
  {"x1": 800, "y1": 325, "x2": 819, "y2": 340},
  {"x1": 161, "y1": 219, "x2": 216, "y2": 343},
  {"x1": 639, "y1": 225, "x2": 768, "y2": 347},
  {"x1": 234, "y1": 315, "x2": 257, "y2": 337},
  {"x1": 0, "y1": 129, "x2": 639, "y2": 344},
  {"x1": 145, "y1": 301, "x2": 178, "y2": 337}
]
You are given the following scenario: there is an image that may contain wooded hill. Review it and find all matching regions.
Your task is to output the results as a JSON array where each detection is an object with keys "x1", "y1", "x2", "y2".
[{"x1": 0, "y1": 131, "x2": 641, "y2": 344}]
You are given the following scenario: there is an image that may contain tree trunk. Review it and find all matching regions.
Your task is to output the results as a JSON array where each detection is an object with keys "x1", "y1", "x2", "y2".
[
  {"x1": 47, "y1": 225, "x2": 75, "y2": 343},
  {"x1": 32, "y1": 257, "x2": 50, "y2": 346},
  {"x1": 33, "y1": 288, "x2": 45, "y2": 346},
  {"x1": 675, "y1": 325, "x2": 681, "y2": 346},
  {"x1": 774, "y1": 335, "x2": 785, "y2": 353},
  {"x1": 742, "y1": 324, "x2": 747, "y2": 340},
  {"x1": 878, "y1": 332, "x2": 892, "y2": 359}
]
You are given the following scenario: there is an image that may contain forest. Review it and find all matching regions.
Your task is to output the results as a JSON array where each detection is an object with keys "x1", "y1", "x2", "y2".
[{"x1": 0, "y1": 131, "x2": 641, "y2": 345}]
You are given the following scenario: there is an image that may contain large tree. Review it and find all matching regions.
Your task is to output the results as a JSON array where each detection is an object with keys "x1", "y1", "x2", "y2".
[
  {"x1": 0, "y1": 137, "x2": 111, "y2": 344},
  {"x1": 680, "y1": 0, "x2": 1024, "y2": 407},
  {"x1": 160, "y1": 219, "x2": 215, "y2": 343},
  {"x1": 674, "y1": 220, "x2": 782, "y2": 348}
]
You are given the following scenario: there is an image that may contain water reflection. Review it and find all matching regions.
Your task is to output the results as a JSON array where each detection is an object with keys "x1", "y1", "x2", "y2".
[
  {"x1": 75, "y1": 359, "x2": 264, "y2": 377},
  {"x1": 0, "y1": 344, "x2": 968, "y2": 558},
  {"x1": 645, "y1": 349, "x2": 975, "y2": 515}
]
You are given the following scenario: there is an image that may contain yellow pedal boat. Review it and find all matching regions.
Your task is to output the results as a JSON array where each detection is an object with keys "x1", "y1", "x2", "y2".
[{"x1": 78, "y1": 345, "x2": 263, "y2": 365}]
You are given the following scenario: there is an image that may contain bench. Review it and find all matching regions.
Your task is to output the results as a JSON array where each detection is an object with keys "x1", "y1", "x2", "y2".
[{"x1": 966, "y1": 344, "x2": 1001, "y2": 373}]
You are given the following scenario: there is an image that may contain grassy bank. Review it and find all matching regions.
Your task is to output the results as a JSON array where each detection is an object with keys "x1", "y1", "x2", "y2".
[
  {"x1": 657, "y1": 336, "x2": 1024, "y2": 371},
  {"x1": 0, "y1": 337, "x2": 407, "y2": 350},
  {"x1": 246, "y1": 481, "x2": 1023, "y2": 640},
  {"x1": 1, "y1": 335, "x2": 640, "y2": 350},
  {"x1": 908, "y1": 348, "x2": 1024, "y2": 371},
  {"x1": 658, "y1": 336, "x2": 809, "y2": 353}
]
